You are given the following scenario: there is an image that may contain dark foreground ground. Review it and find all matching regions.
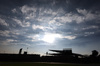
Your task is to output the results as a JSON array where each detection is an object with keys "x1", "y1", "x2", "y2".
[{"x1": 0, "y1": 62, "x2": 100, "y2": 66}]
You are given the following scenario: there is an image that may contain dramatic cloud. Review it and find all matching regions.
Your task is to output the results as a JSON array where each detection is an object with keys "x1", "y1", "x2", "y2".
[
  {"x1": 6, "y1": 39, "x2": 17, "y2": 42},
  {"x1": 32, "y1": 25, "x2": 45, "y2": 30},
  {"x1": 0, "y1": 30, "x2": 10, "y2": 37},
  {"x1": 12, "y1": 18, "x2": 30, "y2": 27},
  {"x1": 12, "y1": 8, "x2": 17, "y2": 13},
  {"x1": 0, "y1": 0, "x2": 100, "y2": 54},
  {"x1": 77, "y1": 8, "x2": 100, "y2": 22},
  {"x1": 0, "y1": 18, "x2": 9, "y2": 26},
  {"x1": 63, "y1": 36, "x2": 76, "y2": 40},
  {"x1": 21, "y1": 5, "x2": 37, "y2": 14},
  {"x1": 82, "y1": 26, "x2": 99, "y2": 30}
]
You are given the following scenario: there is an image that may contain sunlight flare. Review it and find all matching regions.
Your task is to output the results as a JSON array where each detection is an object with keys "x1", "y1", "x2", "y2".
[{"x1": 42, "y1": 33, "x2": 61, "y2": 43}]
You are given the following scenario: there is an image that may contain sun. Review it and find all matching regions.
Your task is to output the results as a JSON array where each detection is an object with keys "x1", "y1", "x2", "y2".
[
  {"x1": 42, "y1": 33, "x2": 62, "y2": 43},
  {"x1": 42, "y1": 33, "x2": 55, "y2": 43}
]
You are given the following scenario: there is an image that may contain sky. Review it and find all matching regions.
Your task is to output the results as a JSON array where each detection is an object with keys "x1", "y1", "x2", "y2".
[{"x1": 0, "y1": 0, "x2": 100, "y2": 55}]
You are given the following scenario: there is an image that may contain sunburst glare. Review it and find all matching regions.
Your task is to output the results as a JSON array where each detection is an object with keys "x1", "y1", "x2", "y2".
[{"x1": 42, "y1": 33, "x2": 62, "y2": 43}]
